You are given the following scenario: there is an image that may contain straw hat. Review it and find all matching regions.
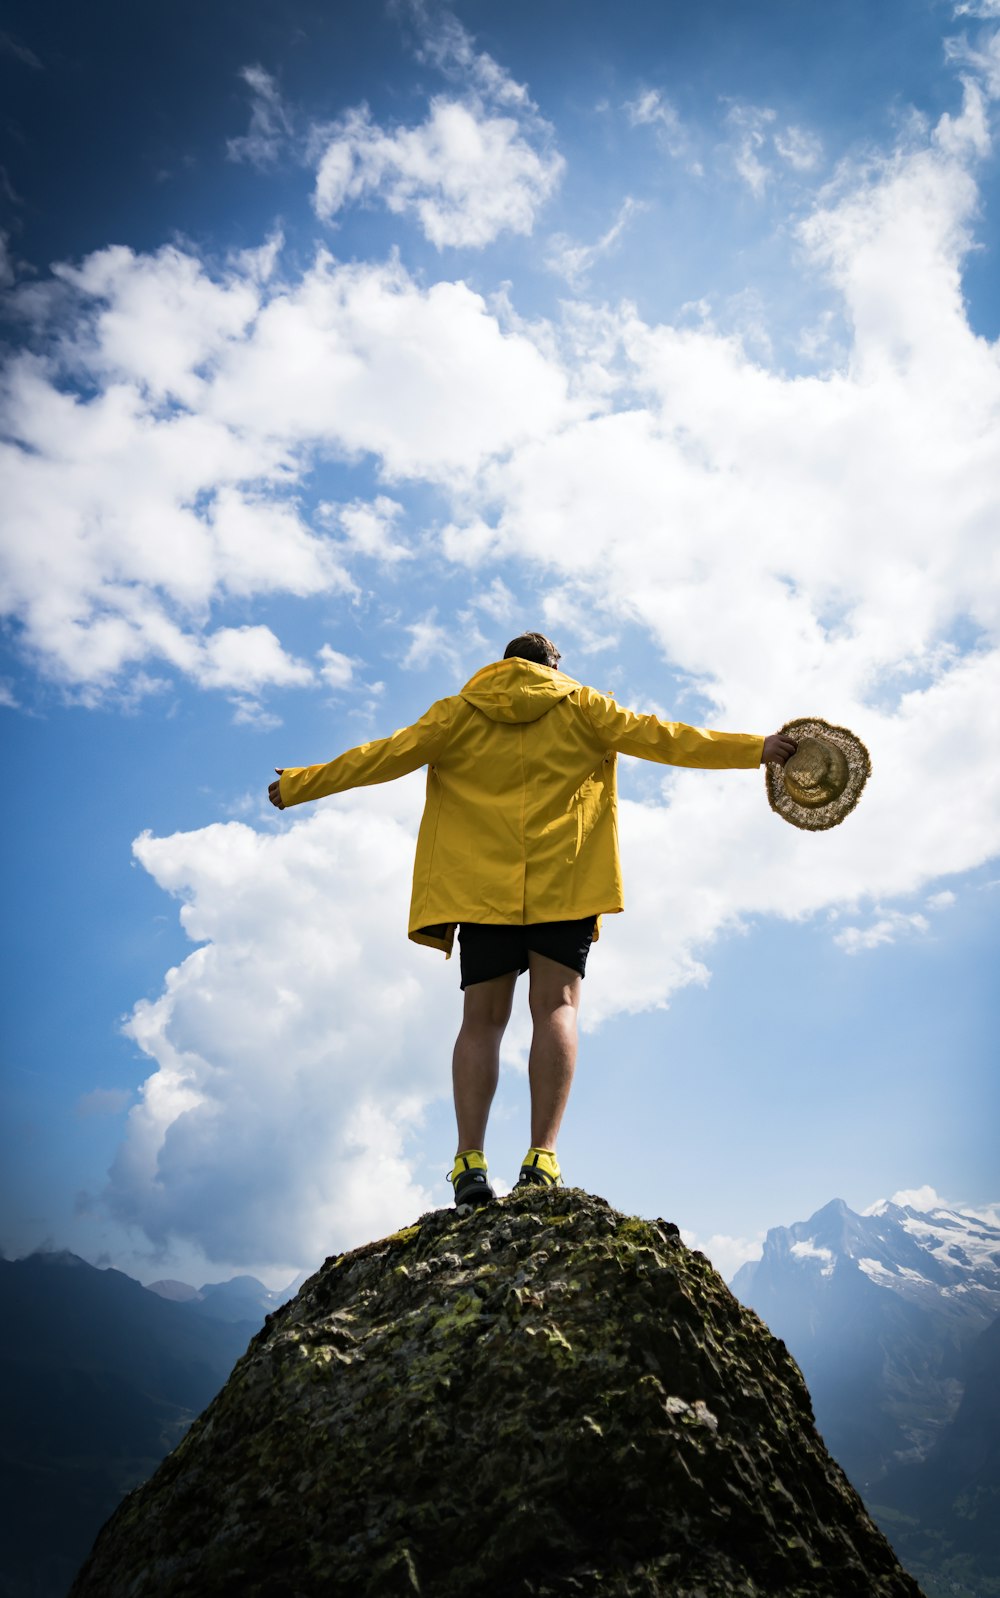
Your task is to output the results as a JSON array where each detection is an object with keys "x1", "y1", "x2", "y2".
[{"x1": 766, "y1": 717, "x2": 871, "y2": 831}]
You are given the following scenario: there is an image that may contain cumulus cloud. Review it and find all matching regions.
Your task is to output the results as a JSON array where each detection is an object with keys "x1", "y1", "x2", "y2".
[
  {"x1": 308, "y1": 2, "x2": 564, "y2": 248},
  {"x1": 312, "y1": 97, "x2": 563, "y2": 248},
  {"x1": 318, "y1": 495, "x2": 412, "y2": 564},
  {"x1": 680, "y1": 1228, "x2": 766, "y2": 1282},
  {"x1": 223, "y1": 10, "x2": 562, "y2": 249},
  {"x1": 469, "y1": 576, "x2": 517, "y2": 624},
  {"x1": 109, "y1": 790, "x2": 460, "y2": 1271},
  {"x1": 0, "y1": 243, "x2": 571, "y2": 693},
  {"x1": 317, "y1": 644, "x2": 357, "y2": 690},
  {"x1": 890, "y1": 1184, "x2": 947, "y2": 1210},
  {"x1": 401, "y1": 612, "x2": 469, "y2": 670},
  {"x1": 197, "y1": 625, "x2": 313, "y2": 691}
]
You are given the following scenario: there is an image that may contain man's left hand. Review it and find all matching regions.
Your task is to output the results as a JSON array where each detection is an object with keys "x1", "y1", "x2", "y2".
[
  {"x1": 760, "y1": 734, "x2": 797, "y2": 765},
  {"x1": 269, "y1": 769, "x2": 285, "y2": 809}
]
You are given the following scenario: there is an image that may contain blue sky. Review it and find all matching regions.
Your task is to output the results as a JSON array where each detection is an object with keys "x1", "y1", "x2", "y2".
[{"x1": 1, "y1": 0, "x2": 998, "y2": 1287}]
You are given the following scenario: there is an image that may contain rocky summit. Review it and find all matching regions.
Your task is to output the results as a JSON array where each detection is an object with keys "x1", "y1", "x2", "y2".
[{"x1": 71, "y1": 1189, "x2": 924, "y2": 1598}]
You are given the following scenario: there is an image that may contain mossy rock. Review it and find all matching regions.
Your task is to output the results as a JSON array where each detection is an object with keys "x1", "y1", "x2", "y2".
[{"x1": 71, "y1": 1189, "x2": 925, "y2": 1597}]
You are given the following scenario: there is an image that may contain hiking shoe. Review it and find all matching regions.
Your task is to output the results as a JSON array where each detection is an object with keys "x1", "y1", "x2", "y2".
[
  {"x1": 516, "y1": 1147, "x2": 562, "y2": 1188},
  {"x1": 449, "y1": 1150, "x2": 496, "y2": 1210}
]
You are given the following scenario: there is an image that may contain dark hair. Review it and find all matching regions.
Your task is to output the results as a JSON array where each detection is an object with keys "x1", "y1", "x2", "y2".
[{"x1": 503, "y1": 632, "x2": 561, "y2": 669}]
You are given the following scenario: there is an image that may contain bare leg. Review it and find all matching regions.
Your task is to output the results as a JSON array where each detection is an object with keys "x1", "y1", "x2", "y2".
[
  {"x1": 527, "y1": 953, "x2": 582, "y2": 1152},
  {"x1": 452, "y1": 970, "x2": 518, "y2": 1153}
]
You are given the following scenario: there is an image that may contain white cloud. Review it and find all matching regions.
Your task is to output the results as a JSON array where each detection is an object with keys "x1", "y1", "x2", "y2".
[
  {"x1": 229, "y1": 697, "x2": 283, "y2": 731},
  {"x1": 833, "y1": 910, "x2": 930, "y2": 955},
  {"x1": 889, "y1": 1184, "x2": 946, "y2": 1211},
  {"x1": 205, "y1": 252, "x2": 574, "y2": 478},
  {"x1": 624, "y1": 88, "x2": 703, "y2": 175},
  {"x1": 953, "y1": 0, "x2": 1000, "y2": 16},
  {"x1": 469, "y1": 577, "x2": 516, "y2": 624},
  {"x1": 790, "y1": 1240, "x2": 835, "y2": 1274},
  {"x1": 545, "y1": 197, "x2": 645, "y2": 287},
  {"x1": 681, "y1": 1229, "x2": 765, "y2": 1281},
  {"x1": 317, "y1": 644, "x2": 356, "y2": 690},
  {"x1": 111, "y1": 792, "x2": 456, "y2": 1271},
  {"x1": 226, "y1": 65, "x2": 293, "y2": 168},
  {"x1": 864, "y1": 1185, "x2": 1000, "y2": 1224},
  {"x1": 725, "y1": 104, "x2": 823, "y2": 193},
  {"x1": 944, "y1": 29, "x2": 1000, "y2": 100},
  {"x1": 626, "y1": 88, "x2": 683, "y2": 142},
  {"x1": 313, "y1": 97, "x2": 563, "y2": 248},
  {"x1": 0, "y1": 243, "x2": 571, "y2": 693},
  {"x1": 199, "y1": 626, "x2": 314, "y2": 692},
  {"x1": 926, "y1": 888, "x2": 957, "y2": 909},
  {"x1": 773, "y1": 124, "x2": 823, "y2": 171},
  {"x1": 626, "y1": 88, "x2": 681, "y2": 133},
  {"x1": 726, "y1": 103, "x2": 777, "y2": 195},
  {"x1": 319, "y1": 495, "x2": 412, "y2": 564},
  {"x1": 412, "y1": 4, "x2": 533, "y2": 110},
  {"x1": 401, "y1": 612, "x2": 465, "y2": 671}
]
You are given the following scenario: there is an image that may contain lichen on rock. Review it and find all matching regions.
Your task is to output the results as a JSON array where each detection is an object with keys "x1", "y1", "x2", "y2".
[{"x1": 70, "y1": 1188, "x2": 925, "y2": 1597}]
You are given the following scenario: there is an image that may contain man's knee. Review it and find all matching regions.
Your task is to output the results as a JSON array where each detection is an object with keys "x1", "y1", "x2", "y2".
[
  {"x1": 527, "y1": 954, "x2": 582, "y2": 1022},
  {"x1": 462, "y1": 973, "x2": 517, "y2": 1030}
]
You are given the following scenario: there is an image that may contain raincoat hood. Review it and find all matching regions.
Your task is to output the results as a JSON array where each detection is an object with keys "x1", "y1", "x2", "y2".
[{"x1": 460, "y1": 657, "x2": 580, "y2": 725}]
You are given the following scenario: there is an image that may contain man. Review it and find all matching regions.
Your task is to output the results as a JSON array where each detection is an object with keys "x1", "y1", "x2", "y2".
[{"x1": 269, "y1": 632, "x2": 796, "y2": 1209}]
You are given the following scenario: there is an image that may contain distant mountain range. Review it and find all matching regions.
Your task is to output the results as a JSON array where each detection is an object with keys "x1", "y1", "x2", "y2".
[
  {"x1": 731, "y1": 1195, "x2": 1000, "y2": 1598},
  {"x1": 145, "y1": 1270, "x2": 302, "y2": 1322},
  {"x1": 0, "y1": 1250, "x2": 295, "y2": 1598}
]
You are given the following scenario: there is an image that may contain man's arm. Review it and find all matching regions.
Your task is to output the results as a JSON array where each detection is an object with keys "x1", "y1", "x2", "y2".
[
  {"x1": 580, "y1": 688, "x2": 795, "y2": 769},
  {"x1": 268, "y1": 697, "x2": 455, "y2": 811}
]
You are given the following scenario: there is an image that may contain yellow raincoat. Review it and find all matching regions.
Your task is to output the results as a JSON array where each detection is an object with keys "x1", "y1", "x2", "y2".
[{"x1": 278, "y1": 658, "x2": 764, "y2": 956}]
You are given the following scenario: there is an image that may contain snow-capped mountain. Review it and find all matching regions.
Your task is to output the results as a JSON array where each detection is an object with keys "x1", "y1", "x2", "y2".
[{"x1": 731, "y1": 1196, "x2": 1000, "y2": 1488}]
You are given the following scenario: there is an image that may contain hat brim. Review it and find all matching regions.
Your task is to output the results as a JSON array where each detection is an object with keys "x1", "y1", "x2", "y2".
[{"x1": 766, "y1": 717, "x2": 871, "y2": 831}]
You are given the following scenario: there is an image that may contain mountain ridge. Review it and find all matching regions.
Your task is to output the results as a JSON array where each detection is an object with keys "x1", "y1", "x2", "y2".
[
  {"x1": 731, "y1": 1195, "x2": 1000, "y2": 1485},
  {"x1": 0, "y1": 1250, "x2": 269, "y2": 1598}
]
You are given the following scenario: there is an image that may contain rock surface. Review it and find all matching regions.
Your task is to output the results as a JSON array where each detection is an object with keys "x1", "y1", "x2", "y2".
[{"x1": 71, "y1": 1189, "x2": 925, "y2": 1597}]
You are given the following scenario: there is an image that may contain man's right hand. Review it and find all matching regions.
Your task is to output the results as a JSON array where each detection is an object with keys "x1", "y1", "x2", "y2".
[
  {"x1": 760, "y1": 734, "x2": 798, "y2": 765},
  {"x1": 269, "y1": 769, "x2": 286, "y2": 809}
]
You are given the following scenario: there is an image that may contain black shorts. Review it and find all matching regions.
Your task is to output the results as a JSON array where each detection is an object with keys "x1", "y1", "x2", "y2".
[{"x1": 458, "y1": 916, "x2": 597, "y2": 989}]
